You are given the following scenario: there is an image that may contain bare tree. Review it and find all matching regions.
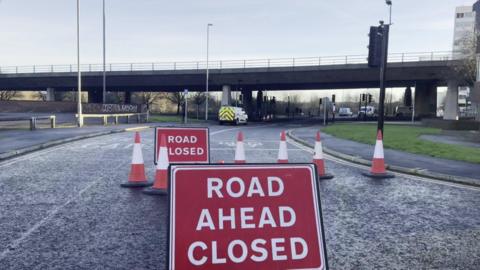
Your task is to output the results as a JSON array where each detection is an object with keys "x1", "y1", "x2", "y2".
[
  {"x1": 35, "y1": 91, "x2": 48, "y2": 101},
  {"x1": 192, "y1": 92, "x2": 206, "y2": 119},
  {"x1": 0, "y1": 90, "x2": 19, "y2": 101},
  {"x1": 451, "y1": 32, "x2": 477, "y2": 86},
  {"x1": 138, "y1": 92, "x2": 163, "y2": 109},
  {"x1": 166, "y1": 92, "x2": 184, "y2": 115}
]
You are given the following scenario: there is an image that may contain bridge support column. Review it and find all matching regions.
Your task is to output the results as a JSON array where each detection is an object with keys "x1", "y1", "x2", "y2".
[
  {"x1": 221, "y1": 85, "x2": 232, "y2": 106},
  {"x1": 241, "y1": 89, "x2": 253, "y2": 119},
  {"x1": 88, "y1": 89, "x2": 103, "y2": 104},
  {"x1": 414, "y1": 82, "x2": 437, "y2": 118},
  {"x1": 46, "y1": 88, "x2": 55, "y2": 101},
  {"x1": 125, "y1": 92, "x2": 132, "y2": 104},
  {"x1": 444, "y1": 81, "x2": 459, "y2": 120}
]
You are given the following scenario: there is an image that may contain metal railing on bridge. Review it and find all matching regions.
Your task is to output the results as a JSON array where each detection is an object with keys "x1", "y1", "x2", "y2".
[{"x1": 0, "y1": 51, "x2": 460, "y2": 74}]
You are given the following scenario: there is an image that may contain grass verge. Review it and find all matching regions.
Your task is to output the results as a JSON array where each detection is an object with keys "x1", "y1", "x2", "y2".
[
  {"x1": 148, "y1": 114, "x2": 203, "y2": 123},
  {"x1": 322, "y1": 123, "x2": 480, "y2": 164}
]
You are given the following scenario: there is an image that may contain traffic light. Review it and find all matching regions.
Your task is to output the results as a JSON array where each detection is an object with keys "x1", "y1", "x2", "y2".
[
  {"x1": 332, "y1": 94, "x2": 336, "y2": 103},
  {"x1": 368, "y1": 94, "x2": 373, "y2": 103},
  {"x1": 319, "y1": 98, "x2": 322, "y2": 105},
  {"x1": 368, "y1": 26, "x2": 383, "y2": 67},
  {"x1": 361, "y1": 94, "x2": 366, "y2": 102}
]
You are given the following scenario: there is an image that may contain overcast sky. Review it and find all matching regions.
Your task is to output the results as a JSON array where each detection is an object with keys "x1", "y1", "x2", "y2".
[{"x1": 0, "y1": 0, "x2": 473, "y2": 67}]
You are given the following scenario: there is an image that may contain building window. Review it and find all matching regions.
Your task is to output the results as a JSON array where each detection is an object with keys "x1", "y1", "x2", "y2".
[{"x1": 457, "y1": 13, "x2": 465, "y2": 18}]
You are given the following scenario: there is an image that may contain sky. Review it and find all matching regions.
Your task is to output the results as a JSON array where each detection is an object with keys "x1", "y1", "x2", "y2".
[
  {"x1": 0, "y1": 0, "x2": 472, "y2": 66},
  {"x1": 0, "y1": 0, "x2": 474, "y2": 104}
]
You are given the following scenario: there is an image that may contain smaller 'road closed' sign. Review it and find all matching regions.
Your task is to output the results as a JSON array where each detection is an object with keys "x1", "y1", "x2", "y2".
[
  {"x1": 168, "y1": 164, "x2": 328, "y2": 270},
  {"x1": 154, "y1": 127, "x2": 209, "y2": 164}
]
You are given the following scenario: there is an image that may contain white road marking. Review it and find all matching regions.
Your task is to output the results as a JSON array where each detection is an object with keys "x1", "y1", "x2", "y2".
[{"x1": 211, "y1": 148, "x2": 303, "y2": 151}]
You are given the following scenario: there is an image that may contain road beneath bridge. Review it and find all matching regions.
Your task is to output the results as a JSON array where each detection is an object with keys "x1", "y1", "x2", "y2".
[{"x1": 0, "y1": 123, "x2": 479, "y2": 269}]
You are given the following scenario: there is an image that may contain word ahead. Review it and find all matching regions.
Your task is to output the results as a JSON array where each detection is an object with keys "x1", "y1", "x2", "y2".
[
  {"x1": 169, "y1": 164, "x2": 328, "y2": 270},
  {"x1": 154, "y1": 127, "x2": 209, "y2": 164}
]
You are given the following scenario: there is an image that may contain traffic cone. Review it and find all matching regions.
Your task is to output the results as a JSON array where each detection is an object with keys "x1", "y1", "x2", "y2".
[
  {"x1": 277, "y1": 131, "x2": 288, "y2": 163},
  {"x1": 362, "y1": 130, "x2": 395, "y2": 179},
  {"x1": 121, "y1": 132, "x2": 152, "y2": 188},
  {"x1": 143, "y1": 134, "x2": 170, "y2": 195},
  {"x1": 234, "y1": 131, "x2": 246, "y2": 164},
  {"x1": 313, "y1": 131, "x2": 334, "y2": 180}
]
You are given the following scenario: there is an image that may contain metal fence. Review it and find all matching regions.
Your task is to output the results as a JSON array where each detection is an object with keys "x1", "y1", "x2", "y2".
[{"x1": 0, "y1": 51, "x2": 459, "y2": 74}]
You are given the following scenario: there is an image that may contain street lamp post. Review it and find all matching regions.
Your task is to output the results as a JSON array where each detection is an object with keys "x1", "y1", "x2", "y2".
[
  {"x1": 76, "y1": 0, "x2": 83, "y2": 127},
  {"x1": 205, "y1": 23, "x2": 213, "y2": 121},
  {"x1": 102, "y1": 0, "x2": 106, "y2": 103}
]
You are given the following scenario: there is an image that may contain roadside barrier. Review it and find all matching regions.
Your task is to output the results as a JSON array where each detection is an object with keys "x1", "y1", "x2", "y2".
[
  {"x1": 277, "y1": 131, "x2": 288, "y2": 163},
  {"x1": 121, "y1": 132, "x2": 151, "y2": 188},
  {"x1": 313, "y1": 131, "x2": 334, "y2": 180},
  {"x1": 234, "y1": 131, "x2": 246, "y2": 163},
  {"x1": 362, "y1": 130, "x2": 395, "y2": 179},
  {"x1": 0, "y1": 115, "x2": 56, "y2": 130},
  {"x1": 143, "y1": 134, "x2": 169, "y2": 195}
]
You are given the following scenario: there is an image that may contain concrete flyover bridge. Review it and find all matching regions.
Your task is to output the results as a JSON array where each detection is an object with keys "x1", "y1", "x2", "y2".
[{"x1": 0, "y1": 51, "x2": 464, "y2": 118}]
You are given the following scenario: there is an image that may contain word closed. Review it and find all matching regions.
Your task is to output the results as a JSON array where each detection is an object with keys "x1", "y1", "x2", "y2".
[
  {"x1": 154, "y1": 127, "x2": 209, "y2": 164},
  {"x1": 169, "y1": 164, "x2": 328, "y2": 270}
]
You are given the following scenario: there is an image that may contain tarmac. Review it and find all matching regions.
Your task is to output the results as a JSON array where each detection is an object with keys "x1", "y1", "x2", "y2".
[{"x1": 0, "y1": 123, "x2": 479, "y2": 269}]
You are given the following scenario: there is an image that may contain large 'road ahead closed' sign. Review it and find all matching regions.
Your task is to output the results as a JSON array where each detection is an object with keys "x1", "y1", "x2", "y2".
[
  {"x1": 168, "y1": 164, "x2": 328, "y2": 270},
  {"x1": 154, "y1": 127, "x2": 209, "y2": 164}
]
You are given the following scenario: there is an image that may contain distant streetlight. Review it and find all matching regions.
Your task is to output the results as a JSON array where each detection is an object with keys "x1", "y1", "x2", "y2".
[
  {"x1": 386, "y1": 0, "x2": 392, "y2": 25},
  {"x1": 205, "y1": 23, "x2": 213, "y2": 121},
  {"x1": 76, "y1": 0, "x2": 83, "y2": 127},
  {"x1": 102, "y1": 0, "x2": 107, "y2": 103}
]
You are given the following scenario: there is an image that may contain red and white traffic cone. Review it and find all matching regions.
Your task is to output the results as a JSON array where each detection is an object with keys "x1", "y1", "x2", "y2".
[
  {"x1": 121, "y1": 132, "x2": 151, "y2": 188},
  {"x1": 143, "y1": 134, "x2": 170, "y2": 195},
  {"x1": 234, "y1": 131, "x2": 246, "y2": 164},
  {"x1": 313, "y1": 131, "x2": 334, "y2": 180},
  {"x1": 362, "y1": 130, "x2": 395, "y2": 179},
  {"x1": 277, "y1": 131, "x2": 288, "y2": 163}
]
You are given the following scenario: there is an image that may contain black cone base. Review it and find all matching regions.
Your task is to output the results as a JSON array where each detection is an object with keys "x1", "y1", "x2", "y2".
[
  {"x1": 318, "y1": 174, "x2": 334, "y2": 180},
  {"x1": 120, "y1": 181, "x2": 152, "y2": 188},
  {"x1": 142, "y1": 187, "x2": 168, "y2": 195},
  {"x1": 362, "y1": 171, "x2": 395, "y2": 179}
]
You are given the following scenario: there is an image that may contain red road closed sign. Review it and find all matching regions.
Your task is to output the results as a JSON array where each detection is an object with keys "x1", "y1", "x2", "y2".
[
  {"x1": 154, "y1": 127, "x2": 209, "y2": 164},
  {"x1": 168, "y1": 164, "x2": 328, "y2": 270}
]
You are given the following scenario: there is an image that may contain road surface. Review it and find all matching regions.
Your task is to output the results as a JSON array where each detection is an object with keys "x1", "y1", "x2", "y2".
[{"x1": 0, "y1": 123, "x2": 479, "y2": 269}]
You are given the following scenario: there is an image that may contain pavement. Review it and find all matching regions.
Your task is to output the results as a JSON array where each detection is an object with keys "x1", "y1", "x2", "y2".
[
  {"x1": 0, "y1": 123, "x2": 480, "y2": 269},
  {"x1": 0, "y1": 124, "x2": 154, "y2": 157},
  {"x1": 291, "y1": 125, "x2": 480, "y2": 182}
]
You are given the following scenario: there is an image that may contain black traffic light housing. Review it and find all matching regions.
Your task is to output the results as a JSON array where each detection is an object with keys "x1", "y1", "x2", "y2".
[
  {"x1": 368, "y1": 94, "x2": 373, "y2": 103},
  {"x1": 361, "y1": 94, "x2": 366, "y2": 102},
  {"x1": 368, "y1": 26, "x2": 383, "y2": 67},
  {"x1": 332, "y1": 94, "x2": 336, "y2": 103}
]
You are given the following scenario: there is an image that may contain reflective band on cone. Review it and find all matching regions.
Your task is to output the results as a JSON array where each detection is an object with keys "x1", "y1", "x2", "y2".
[
  {"x1": 121, "y1": 132, "x2": 151, "y2": 188},
  {"x1": 277, "y1": 131, "x2": 288, "y2": 163},
  {"x1": 313, "y1": 131, "x2": 334, "y2": 180},
  {"x1": 362, "y1": 130, "x2": 395, "y2": 179},
  {"x1": 143, "y1": 134, "x2": 170, "y2": 195},
  {"x1": 234, "y1": 131, "x2": 246, "y2": 164}
]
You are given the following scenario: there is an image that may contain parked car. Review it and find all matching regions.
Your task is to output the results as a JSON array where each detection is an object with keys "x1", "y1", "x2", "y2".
[
  {"x1": 338, "y1": 107, "x2": 353, "y2": 117},
  {"x1": 395, "y1": 106, "x2": 412, "y2": 118},
  {"x1": 358, "y1": 106, "x2": 376, "y2": 117}
]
